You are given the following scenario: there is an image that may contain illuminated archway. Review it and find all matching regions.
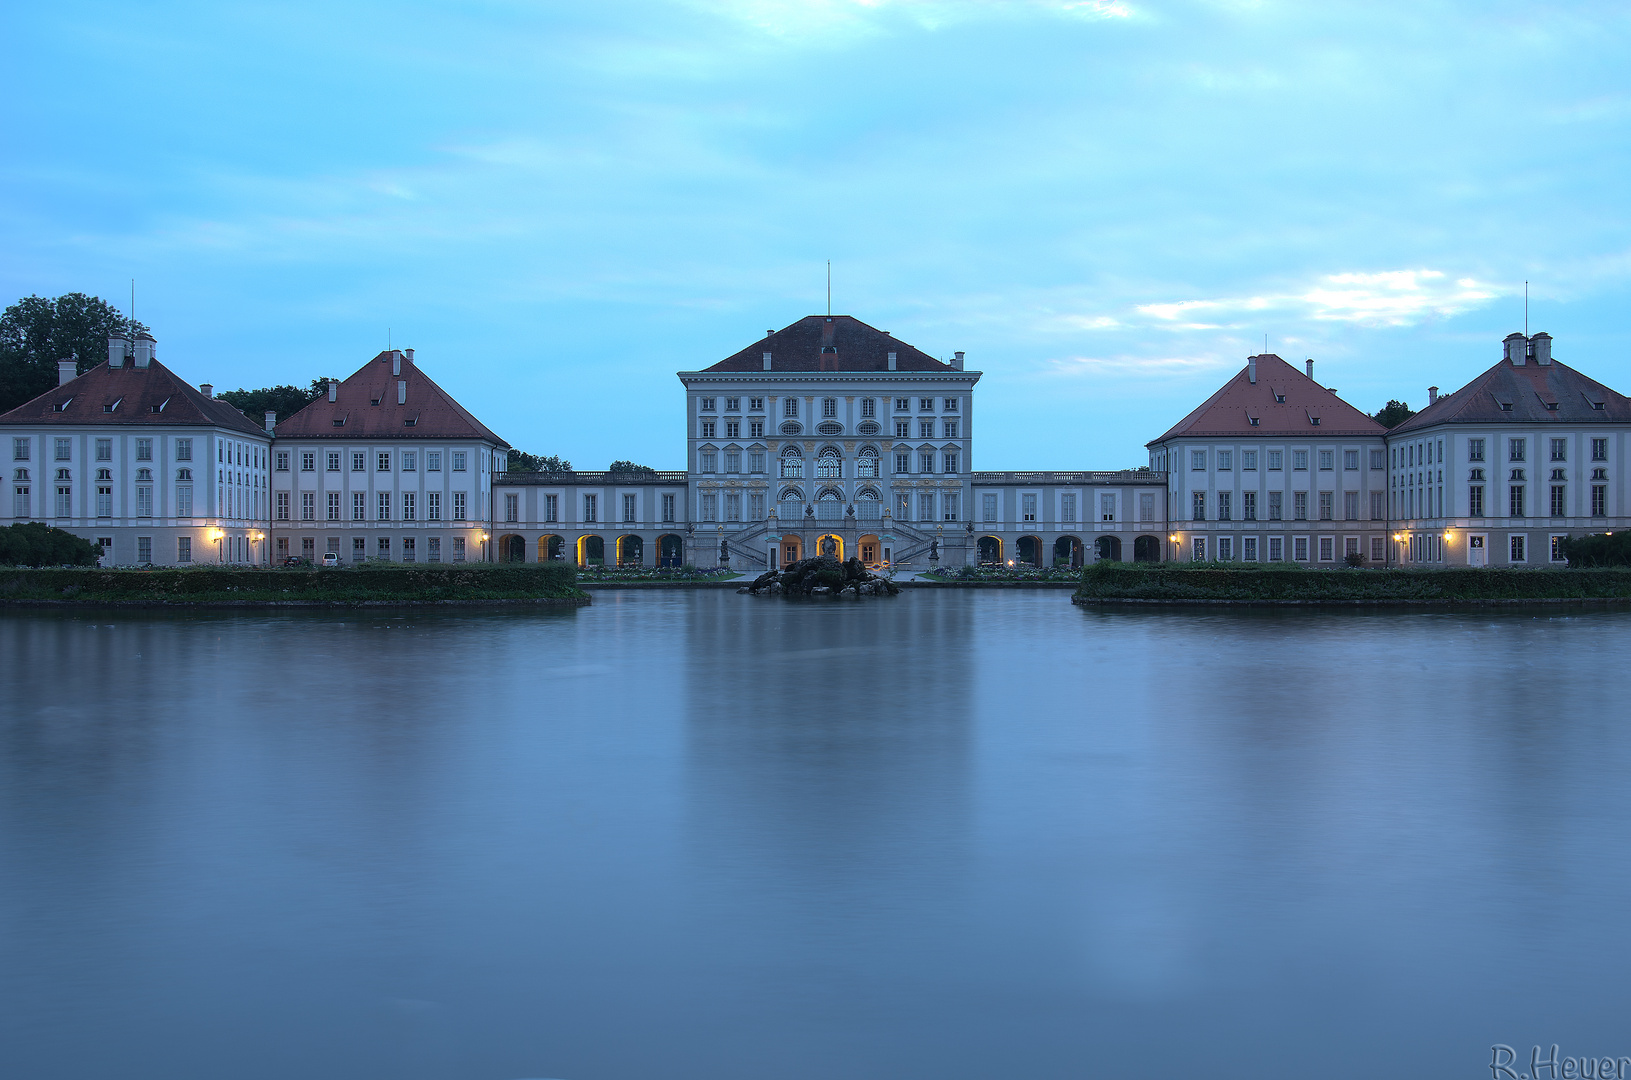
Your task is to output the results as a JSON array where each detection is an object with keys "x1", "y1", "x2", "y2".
[
  {"x1": 1016, "y1": 535, "x2": 1043, "y2": 567},
  {"x1": 577, "y1": 534, "x2": 605, "y2": 566},
  {"x1": 616, "y1": 534, "x2": 643, "y2": 566},
  {"x1": 539, "y1": 534, "x2": 565, "y2": 561},
  {"x1": 978, "y1": 535, "x2": 1003, "y2": 564}
]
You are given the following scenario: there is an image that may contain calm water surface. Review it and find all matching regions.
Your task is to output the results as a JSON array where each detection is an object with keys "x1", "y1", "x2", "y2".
[{"x1": 2, "y1": 592, "x2": 1629, "y2": 1079}]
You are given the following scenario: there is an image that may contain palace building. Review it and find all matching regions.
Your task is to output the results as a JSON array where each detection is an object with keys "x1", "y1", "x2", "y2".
[{"x1": 5, "y1": 317, "x2": 1629, "y2": 569}]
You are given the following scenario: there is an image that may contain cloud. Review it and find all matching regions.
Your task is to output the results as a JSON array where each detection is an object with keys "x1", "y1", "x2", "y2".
[{"x1": 1135, "y1": 269, "x2": 1503, "y2": 329}]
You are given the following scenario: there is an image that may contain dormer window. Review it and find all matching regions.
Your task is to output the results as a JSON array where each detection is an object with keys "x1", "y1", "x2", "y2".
[
  {"x1": 1309, "y1": 416, "x2": 1321, "y2": 426},
  {"x1": 1248, "y1": 416, "x2": 1260, "y2": 426},
  {"x1": 370, "y1": 397, "x2": 381, "y2": 406},
  {"x1": 332, "y1": 417, "x2": 346, "y2": 427},
  {"x1": 151, "y1": 397, "x2": 169, "y2": 413},
  {"x1": 1592, "y1": 401, "x2": 1605, "y2": 410},
  {"x1": 103, "y1": 398, "x2": 121, "y2": 413},
  {"x1": 1544, "y1": 402, "x2": 1559, "y2": 411},
  {"x1": 1274, "y1": 392, "x2": 1286, "y2": 403},
  {"x1": 403, "y1": 418, "x2": 417, "y2": 427},
  {"x1": 53, "y1": 398, "x2": 71, "y2": 412},
  {"x1": 1499, "y1": 402, "x2": 1513, "y2": 412}
]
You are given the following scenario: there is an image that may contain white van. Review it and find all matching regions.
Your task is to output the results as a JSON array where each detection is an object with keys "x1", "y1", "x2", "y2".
[{"x1": 321, "y1": 553, "x2": 340, "y2": 567}]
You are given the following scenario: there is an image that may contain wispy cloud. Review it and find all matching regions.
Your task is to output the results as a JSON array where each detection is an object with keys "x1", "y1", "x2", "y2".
[{"x1": 1136, "y1": 270, "x2": 1502, "y2": 328}]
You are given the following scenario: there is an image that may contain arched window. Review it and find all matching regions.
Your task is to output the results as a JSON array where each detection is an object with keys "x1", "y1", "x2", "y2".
[
  {"x1": 818, "y1": 488, "x2": 842, "y2": 502},
  {"x1": 780, "y1": 446, "x2": 803, "y2": 478},
  {"x1": 13, "y1": 468, "x2": 27, "y2": 481},
  {"x1": 856, "y1": 446, "x2": 878, "y2": 478},
  {"x1": 177, "y1": 468, "x2": 192, "y2": 481},
  {"x1": 136, "y1": 468, "x2": 152, "y2": 481},
  {"x1": 817, "y1": 447, "x2": 842, "y2": 478}
]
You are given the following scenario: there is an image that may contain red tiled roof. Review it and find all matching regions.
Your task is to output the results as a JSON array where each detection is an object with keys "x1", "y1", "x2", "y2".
[
  {"x1": 1148, "y1": 354, "x2": 1386, "y2": 444},
  {"x1": 1388, "y1": 352, "x2": 1631, "y2": 433},
  {"x1": 0, "y1": 358, "x2": 270, "y2": 436},
  {"x1": 699, "y1": 316, "x2": 957, "y2": 373},
  {"x1": 275, "y1": 351, "x2": 508, "y2": 445}
]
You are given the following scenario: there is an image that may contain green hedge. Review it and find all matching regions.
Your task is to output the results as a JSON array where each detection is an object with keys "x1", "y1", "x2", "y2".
[
  {"x1": 1075, "y1": 562, "x2": 1631, "y2": 603},
  {"x1": 0, "y1": 562, "x2": 584, "y2": 604},
  {"x1": 0, "y1": 522, "x2": 100, "y2": 566}
]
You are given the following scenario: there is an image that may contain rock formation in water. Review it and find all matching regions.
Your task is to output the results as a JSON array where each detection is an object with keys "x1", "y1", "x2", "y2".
[{"x1": 741, "y1": 555, "x2": 900, "y2": 597}]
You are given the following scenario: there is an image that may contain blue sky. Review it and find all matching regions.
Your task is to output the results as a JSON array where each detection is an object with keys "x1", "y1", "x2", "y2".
[{"x1": 3, "y1": 0, "x2": 1629, "y2": 468}]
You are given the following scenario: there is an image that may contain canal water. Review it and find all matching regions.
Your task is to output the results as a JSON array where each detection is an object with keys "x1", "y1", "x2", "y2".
[{"x1": 1, "y1": 592, "x2": 1628, "y2": 1079}]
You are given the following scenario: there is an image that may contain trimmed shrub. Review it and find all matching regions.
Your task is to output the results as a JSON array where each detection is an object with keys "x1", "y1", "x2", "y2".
[
  {"x1": 0, "y1": 523, "x2": 101, "y2": 567},
  {"x1": 1560, "y1": 532, "x2": 1631, "y2": 567}
]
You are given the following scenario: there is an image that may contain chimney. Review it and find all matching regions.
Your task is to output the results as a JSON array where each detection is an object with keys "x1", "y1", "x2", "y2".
[
  {"x1": 327, "y1": 379, "x2": 338, "y2": 402},
  {"x1": 1248, "y1": 356, "x2": 1257, "y2": 384},
  {"x1": 762, "y1": 351, "x2": 772, "y2": 371},
  {"x1": 107, "y1": 332, "x2": 130, "y2": 367},
  {"x1": 1504, "y1": 332, "x2": 1527, "y2": 365},
  {"x1": 133, "y1": 331, "x2": 155, "y2": 368},
  {"x1": 403, "y1": 348, "x2": 414, "y2": 364},
  {"x1": 952, "y1": 351, "x2": 964, "y2": 371},
  {"x1": 264, "y1": 411, "x2": 276, "y2": 433},
  {"x1": 1305, "y1": 358, "x2": 1315, "y2": 380},
  {"x1": 1429, "y1": 386, "x2": 1439, "y2": 405},
  {"x1": 391, "y1": 351, "x2": 401, "y2": 376},
  {"x1": 1532, "y1": 332, "x2": 1553, "y2": 365},
  {"x1": 58, "y1": 360, "x2": 76, "y2": 386},
  {"x1": 200, "y1": 383, "x2": 213, "y2": 398},
  {"x1": 397, "y1": 380, "x2": 406, "y2": 405},
  {"x1": 887, "y1": 351, "x2": 897, "y2": 371}
]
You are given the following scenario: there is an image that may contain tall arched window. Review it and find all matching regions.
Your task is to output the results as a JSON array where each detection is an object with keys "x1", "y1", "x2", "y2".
[
  {"x1": 817, "y1": 447, "x2": 842, "y2": 478},
  {"x1": 856, "y1": 446, "x2": 878, "y2": 478},
  {"x1": 780, "y1": 446, "x2": 803, "y2": 478}
]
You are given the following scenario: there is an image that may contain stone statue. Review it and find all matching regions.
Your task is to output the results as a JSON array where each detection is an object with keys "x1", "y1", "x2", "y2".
[
  {"x1": 929, "y1": 539, "x2": 939, "y2": 560},
  {"x1": 720, "y1": 539, "x2": 730, "y2": 561},
  {"x1": 822, "y1": 536, "x2": 837, "y2": 557}
]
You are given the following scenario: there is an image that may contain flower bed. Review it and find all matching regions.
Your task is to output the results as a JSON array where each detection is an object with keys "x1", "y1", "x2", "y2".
[
  {"x1": 926, "y1": 565, "x2": 1082, "y2": 583},
  {"x1": 574, "y1": 565, "x2": 740, "y2": 583}
]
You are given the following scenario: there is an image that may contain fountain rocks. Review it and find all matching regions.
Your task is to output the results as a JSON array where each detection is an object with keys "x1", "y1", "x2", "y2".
[{"x1": 740, "y1": 555, "x2": 900, "y2": 597}]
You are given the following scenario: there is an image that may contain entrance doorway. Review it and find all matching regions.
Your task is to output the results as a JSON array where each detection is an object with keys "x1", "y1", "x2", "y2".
[
  {"x1": 781, "y1": 537, "x2": 802, "y2": 566},
  {"x1": 1468, "y1": 534, "x2": 1486, "y2": 567},
  {"x1": 1056, "y1": 535, "x2": 1085, "y2": 567},
  {"x1": 978, "y1": 536, "x2": 1002, "y2": 564},
  {"x1": 658, "y1": 534, "x2": 684, "y2": 567}
]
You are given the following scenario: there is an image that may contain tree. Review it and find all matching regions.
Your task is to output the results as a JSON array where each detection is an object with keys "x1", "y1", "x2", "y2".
[
  {"x1": 0, "y1": 522, "x2": 102, "y2": 566},
  {"x1": 218, "y1": 380, "x2": 326, "y2": 423},
  {"x1": 1372, "y1": 400, "x2": 1415, "y2": 429},
  {"x1": 609, "y1": 460, "x2": 655, "y2": 474},
  {"x1": 0, "y1": 294, "x2": 148, "y2": 414},
  {"x1": 507, "y1": 451, "x2": 571, "y2": 473}
]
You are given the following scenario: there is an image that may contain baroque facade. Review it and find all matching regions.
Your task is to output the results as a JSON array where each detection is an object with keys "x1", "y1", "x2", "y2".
[{"x1": 5, "y1": 317, "x2": 1629, "y2": 569}]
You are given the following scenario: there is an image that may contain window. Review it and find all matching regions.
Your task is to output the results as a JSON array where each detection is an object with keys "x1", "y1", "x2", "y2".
[
  {"x1": 1317, "y1": 491, "x2": 1333, "y2": 520},
  {"x1": 1242, "y1": 537, "x2": 1257, "y2": 562},
  {"x1": 55, "y1": 438, "x2": 72, "y2": 462},
  {"x1": 1293, "y1": 536, "x2": 1309, "y2": 561},
  {"x1": 132, "y1": 438, "x2": 152, "y2": 462},
  {"x1": 894, "y1": 452, "x2": 910, "y2": 475},
  {"x1": 822, "y1": 398, "x2": 837, "y2": 419},
  {"x1": 700, "y1": 421, "x2": 715, "y2": 439},
  {"x1": 1242, "y1": 451, "x2": 1257, "y2": 470},
  {"x1": 700, "y1": 451, "x2": 717, "y2": 473},
  {"x1": 1217, "y1": 537, "x2": 1233, "y2": 561},
  {"x1": 943, "y1": 420, "x2": 958, "y2": 438},
  {"x1": 53, "y1": 484, "x2": 70, "y2": 517},
  {"x1": 1370, "y1": 492, "x2": 1384, "y2": 520},
  {"x1": 1140, "y1": 492, "x2": 1155, "y2": 521},
  {"x1": 428, "y1": 537, "x2": 441, "y2": 563},
  {"x1": 1593, "y1": 485, "x2": 1607, "y2": 516},
  {"x1": 1057, "y1": 493, "x2": 1077, "y2": 522},
  {"x1": 427, "y1": 451, "x2": 441, "y2": 471},
  {"x1": 749, "y1": 491, "x2": 765, "y2": 519},
  {"x1": 1293, "y1": 491, "x2": 1308, "y2": 520},
  {"x1": 1023, "y1": 493, "x2": 1038, "y2": 522},
  {"x1": 93, "y1": 438, "x2": 111, "y2": 462},
  {"x1": 327, "y1": 492, "x2": 341, "y2": 520},
  {"x1": 784, "y1": 399, "x2": 799, "y2": 418},
  {"x1": 943, "y1": 494, "x2": 959, "y2": 522},
  {"x1": 1268, "y1": 491, "x2": 1283, "y2": 520},
  {"x1": 749, "y1": 398, "x2": 763, "y2": 412},
  {"x1": 1551, "y1": 486, "x2": 1566, "y2": 517},
  {"x1": 276, "y1": 492, "x2": 290, "y2": 520},
  {"x1": 580, "y1": 493, "x2": 595, "y2": 523},
  {"x1": 659, "y1": 493, "x2": 674, "y2": 523},
  {"x1": 1548, "y1": 535, "x2": 1567, "y2": 563},
  {"x1": 919, "y1": 398, "x2": 934, "y2": 411},
  {"x1": 919, "y1": 493, "x2": 936, "y2": 522},
  {"x1": 749, "y1": 421, "x2": 764, "y2": 439},
  {"x1": 1319, "y1": 537, "x2": 1335, "y2": 562},
  {"x1": 1592, "y1": 438, "x2": 1608, "y2": 462},
  {"x1": 1191, "y1": 491, "x2": 1205, "y2": 521},
  {"x1": 172, "y1": 438, "x2": 191, "y2": 462},
  {"x1": 1344, "y1": 491, "x2": 1358, "y2": 520},
  {"x1": 374, "y1": 492, "x2": 389, "y2": 521},
  {"x1": 1344, "y1": 450, "x2": 1359, "y2": 470},
  {"x1": 452, "y1": 492, "x2": 468, "y2": 520},
  {"x1": 177, "y1": 485, "x2": 192, "y2": 517},
  {"x1": 12, "y1": 437, "x2": 28, "y2": 461},
  {"x1": 699, "y1": 397, "x2": 715, "y2": 412},
  {"x1": 377, "y1": 537, "x2": 391, "y2": 560},
  {"x1": 1243, "y1": 491, "x2": 1257, "y2": 521},
  {"x1": 856, "y1": 449, "x2": 877, "y2": 478},
  {"x1": 725, "y1": 397, "x2": 739, "y2": 411},
  {"x1": 504, "y1": 493, "x2": 519, "y2": 522},
  {"x1": 1550, "y1": 439, "x2": 1567, "y2": 462},
  {"x1": 1508, "y1": 438, "x2": 1526, "y2": 462},
  {"x1": 919, "y1": 420, "x2": 934, "y2": 439},
  {"x1": 452, "y1": 452, "x2": 466, "y2": 471},
  {"x1": 1460, "y1": 438, "x2": 1484, "y2": 464},
  {"x1": 402, "y1": 452, "x2": 416, "y2": 471},
  {"x1": 1468, "y1": 485, "x2": 1485, "y2": 517},
  {"x1": 700, "y1": 492, "x2": 717, "y2": 521},
  {"x1": 915, "y1": 452, "x2": 931, "y2": 474},
  {"x1": 984, "y1": 493, "x2": 999, "y2": 522},
  {"x1": 1293, "y1": 450, "x2": 1308, "y2": 470},
  {"x1": 1510, "y1": 535, "x2": 1526, "y2": 563},
  {"x1": 301, "y1": 451, "x2": 315, "y2": 472},
  {"x1": 1370, "y1": 449, "x2": 1385, "y2": 470},
  {"x1": 1319, "y1": 450, "x2": 1334, "y2": 471},
  {"x1": 1268, "y1": 450, "x2": 1282, "y2": 470},
  {"x1": 622, "y1": 493, "x2": 637, "y2": 523},
  {"x1": 943, "y1": 452, "x2": 959, "y2": 474},
  {"x1": 1218, "y1": 451, "x2": 1232, "y2": 471},
  {"x1": 1191, "y1": 450, "x2": 1206, "y2": 470},
  {"x1": 895, "y1": 420, "x2": 911, "y2": 438},
  {"x1": 861, "y1": 399, "x2": 875, "y2": 418},
  {"x1": 95, "y1": 486, "x2": 111, "y2": 517},
  {"x1": 350, "y1": 492, "x2": 365, "y2": 520},
  {"x1": 12, "y1": 484, "x2": 28, "y2": 518},
  {"x1": 376, "y1": 452, "x2": 390, "y2": 472},
  {"x1": 725, "y1": 421, "x2": 740, "y2": 440},
  {"x1": 1268, "y1": 536, "x2": 1284, "y2": 562},
  {"x1": 348, "y1": 451, "x2": 363, "y2": 472},
  {"x1": 750, "y1": 451, "x2": 766, "y2": 474},
  {"x1": 96, "y1": 468, "x2": 111, "y2": 482},
  {"x1": 1191, "y1": 537, "x2": 1206, "y2": 562},
  {"x1": 301, "y1": 492, "x2": 315, "y2": 521},
  {"x1": 1217, "y1": 492, "x2": 1231, "y2": 521},
  {"x1": 1510, "y1": 486, "x2": 1525, "y2": 518},
  {"x1": 324, "y1": 451, "x2": 339, "y2": 472}
]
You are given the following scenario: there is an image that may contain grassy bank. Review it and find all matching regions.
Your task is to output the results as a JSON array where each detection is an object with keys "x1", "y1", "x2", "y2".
[
  {"x1": 0, "y1": 563, "x2": 587, "y2": 606},
  {"x1": 1074, "y1": 563, "x2": 1631, "y2": 604}
]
